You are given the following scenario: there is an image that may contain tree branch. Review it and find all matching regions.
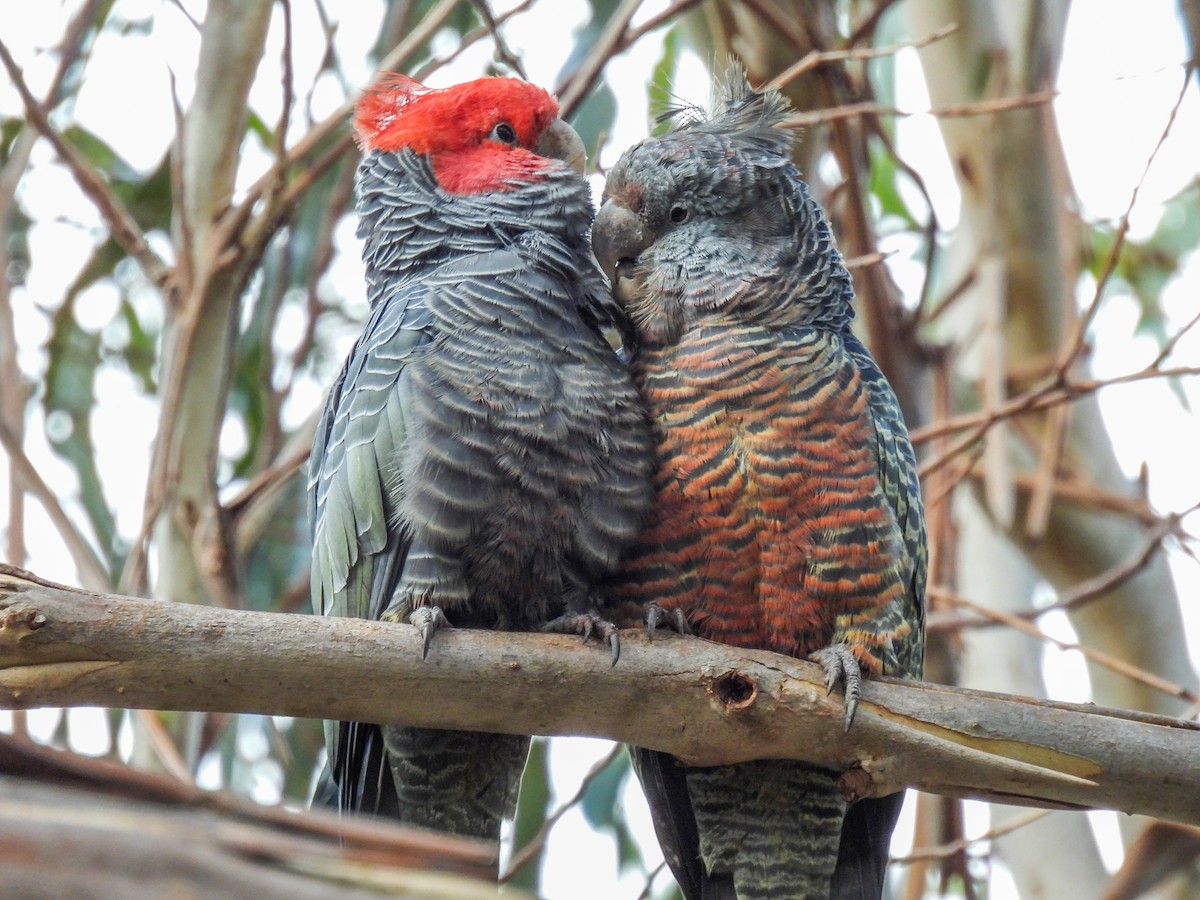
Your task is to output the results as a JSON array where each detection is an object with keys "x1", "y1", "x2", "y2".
[
  {"x1": 1, "y1": 566, "x2": 1198, "y2": 826},
  {"x1": 0, "y1": 422, "x2": 110, "y2": 591},
  {"x1": 0, "y1": 34, "x2": 172, "y2": 291},
  {"x1": 0, "y1": 733, "x2": 505, "y2": 896}
]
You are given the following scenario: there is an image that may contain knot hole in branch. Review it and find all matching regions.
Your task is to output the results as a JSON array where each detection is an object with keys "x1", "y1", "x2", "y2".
[{"x1": 711, "y1": 670, "x2": 757, "y2": 709}]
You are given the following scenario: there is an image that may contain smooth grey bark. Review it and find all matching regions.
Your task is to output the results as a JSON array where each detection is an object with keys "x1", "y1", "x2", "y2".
[{"x1": 150, "y1": 0, "x2": 274, "y2": 610}]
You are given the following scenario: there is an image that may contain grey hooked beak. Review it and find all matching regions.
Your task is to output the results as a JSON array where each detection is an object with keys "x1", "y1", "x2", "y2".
[
  {"x1": 536, "y1": 118, "x2": 586, "y2": 174},
  {"x1": 592, "y1": 201, "x2": 652, "y2": 286}
]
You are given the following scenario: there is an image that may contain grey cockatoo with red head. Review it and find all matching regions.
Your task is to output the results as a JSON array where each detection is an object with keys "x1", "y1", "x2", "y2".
[{"x1": 309, "y1": 73, "x2": 652, "y2": 849}]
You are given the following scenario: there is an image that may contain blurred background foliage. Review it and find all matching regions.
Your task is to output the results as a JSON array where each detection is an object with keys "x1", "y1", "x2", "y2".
[{"x1": 2, "y1": 1, "x2": 1199, "y2": 897}]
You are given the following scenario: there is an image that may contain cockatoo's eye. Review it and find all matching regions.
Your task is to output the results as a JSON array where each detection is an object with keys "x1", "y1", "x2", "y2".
[
  {"x1": 669, "y1": 205, "x2": 689, "y2": 224},
  {"x1": 489, "y1": 122, "x2": 518, "y2": 145}
]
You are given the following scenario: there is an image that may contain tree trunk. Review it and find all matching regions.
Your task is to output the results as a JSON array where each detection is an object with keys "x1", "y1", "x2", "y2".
[{"x1": 905, "y1": 0, "x2": 1197, "y2": 893}]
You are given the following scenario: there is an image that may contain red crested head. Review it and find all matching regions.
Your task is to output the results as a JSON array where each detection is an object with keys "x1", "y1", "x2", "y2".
[{"x1": 353, "y1": 74, "x2": 583, "y2": 194}]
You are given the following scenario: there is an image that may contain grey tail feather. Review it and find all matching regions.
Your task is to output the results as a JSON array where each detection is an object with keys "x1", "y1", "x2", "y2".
[
  {"x1": 318, "y1": 720, "x2": 401, "y2": 819},
  {"x1": 630, "y1": 746, "x2": 704, "y2": 900},
  {"x1": 634, "y1": 745, "x2": 902, "y2": 900},
  {"x1": 831, "y1": 792, "x2": 906, "y2": 900}
]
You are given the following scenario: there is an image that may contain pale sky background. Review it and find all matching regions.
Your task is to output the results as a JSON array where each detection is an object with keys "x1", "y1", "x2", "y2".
[{"x1": 1, "y1": 1, "x2": 1199, "y2": 897}]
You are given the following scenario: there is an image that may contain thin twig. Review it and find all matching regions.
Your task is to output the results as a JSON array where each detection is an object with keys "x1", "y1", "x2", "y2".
[
  {"x1": 0, "y1": 36, "x2": 171, "y2": 290},
  {"x1": 1030, "y1": 511, "x2": 1186, "y2": 618},
  {"x1": 134, "y1": 708, "x2": 194, "y2": 783},
  {"x1": 499, "y1": 743, "x2": 625, "y2": 883},
  {"x1": 778, "y1": 90, "x2": 1057, "y2": 129},
  {"x1": 919, "y1": 265, "x2": 978, "y2": 329},
  {"x1": 623, "y1": 0, "x2": 704, "y2": 47},
  {"x1": 921, "y1": 441, "x2": 985, "y2": 515},
  {"x1": 739, "y1": 0, "x2": 808, "y2": 49},
  {"x1": 766, "y1": 23, "x2": 959, "y2": 90},
  {"x1": 231, "y1": 0, "x2": 461, "y2": 217},
  {"x1": 913, "y1": 364, "x2": 1200, "y2": 476},
  {"x1": 555, "y1": 0, "x2": 646, "y2": 117},
  {"x1": 555, "y1": 0, "x2": 706, "y2": 119},
  {"x1": 1054, "y1": 67, "x2": 1193, "y2": 379},
  {"x1": 931, "y1": 588, "x2": 1200, "y2": 705},
  {"x1": 892, "y1": 809, "x2": 1053, "y2": 864},
  {"x1": 276, "y1": 0, "x2": 295, "y2": 163},
  {"x1": 0, "y1": 419, "x2": 111, "y2": 591},
  {"x1": 0, "y1": 0, "x2": 107, "y2": 205},
  {"x1": 468, "y1": 0, "x2": 527, "y2": 78},
  {"x1": 1152, "y1": 286, "x2": 1200, "y2": 368},
  {"x1": 413, "y1": 0, "x2": 538, "y2": 82},
  {"x1": 1005, "y1": 472, "x2": 1159, "y2": 527},
  {"x1": 932, "y1": 510, "x2": 1181, "y2": 632},
  {"x1": 861, "y1": 113, "x2": 940, "y2": 319},
  {"x1": 635, "y1": 860, "x2": 670, "y2": 900},
  {"x1": 842, "y1": 250, "x2": 891, "y2": 270}
]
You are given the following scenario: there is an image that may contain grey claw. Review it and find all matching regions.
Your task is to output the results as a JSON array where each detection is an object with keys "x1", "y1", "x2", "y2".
[
  {"x1": 646, "y1": 602, "x2": 690, "y2": 641},
  {"x1": 410, "y1": 605, "x2": 449, "y2": 659},
  {"x1": 607, "y1": 629, "x2": 621, "y2": 667},
  {"x1": 809, "y1": 645, "x2": 862, "y2": 731},
  {"x1": 542, "y1": 612, "x2": 620, "y2": 665}
]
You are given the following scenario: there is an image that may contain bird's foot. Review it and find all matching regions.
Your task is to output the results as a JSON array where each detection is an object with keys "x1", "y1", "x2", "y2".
[
  {"x1": 809, "y1": 644, "x2": 862, "y2": 732},
  {"x1": 382, "y1": 601, "x2": 450, "y2": 660},
  {"x1": 646, "y1": 601, "x2": 691, "y2": 641},
  {"x1": 542, "y1": 611, "x2": 621, "y2": 666},
  {"x1": 409, "y1": 605, "x2": 450, "y2": 659}
]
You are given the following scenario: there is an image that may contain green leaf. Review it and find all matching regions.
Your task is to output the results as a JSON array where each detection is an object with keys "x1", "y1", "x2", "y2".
[
  {"x1": 570, "y1": 81, "x2": 617, "y2": 170},
  {"x1": 246, "y1": 110, "x2": 274, "y2": 149},
  {"x1": 649, "y1": 26, "x2": 681, "y2": 134},
  {"x1": 116, "y1": 298, "x2": 158, "y2": 393},
  {"x1": 63, "y1": 125, "x2": 137, "y2": 181},
  {"x1": 43, "y1": 300, "x2": 121, "y2": 578},
  {"x1": 511, "y1": 737, "x2": 552, "y2": 892},
  {"x1": 867, "y1": 143, "x2": 920, "y2": 230}
]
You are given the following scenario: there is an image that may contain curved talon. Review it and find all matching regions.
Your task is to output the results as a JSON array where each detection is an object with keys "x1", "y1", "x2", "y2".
[
  {"x1": 809, "y1": 644, "x2": 862, "y2": 731},
  {"x1": 605, "y1": 627, "x2": 621, "y2": 667},
  {"x1": 410, "y1": 605, "x2": 449, "y2": 659},
  {"x1": 646, "y1": 601, "x2": 691, "y2": 641},
  {"x1": 543, "y1": 612, "x2": 621, "y2": 666}
]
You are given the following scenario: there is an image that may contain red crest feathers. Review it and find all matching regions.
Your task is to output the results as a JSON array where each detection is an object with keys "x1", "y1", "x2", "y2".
[
  {"x1": 353, "y1": 74, "x2": 558, "y2": 154},
  {"x1": 352, "y1": 73, "x2": 568, "y2": 193},
  {"x1": 353, "y1": 73, "x2": 432, "y2": 150}
]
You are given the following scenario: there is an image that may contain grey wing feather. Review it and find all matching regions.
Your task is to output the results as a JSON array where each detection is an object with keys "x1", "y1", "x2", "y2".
[
  {"x1": 309, "y1": 283, "x2": 431, "y2": 813},
  {"x1": 843, "y1": 331, "x2": 927, "y2": 674},
  {"x1": 830, "y1": 333, "x2": 924, "y2": 898},
  {"x1": 309, "y1": 284, "x2": 431, "y2": 621}
]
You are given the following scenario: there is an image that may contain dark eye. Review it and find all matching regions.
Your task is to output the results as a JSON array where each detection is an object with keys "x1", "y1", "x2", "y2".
[
  {"x1": 669, "y1": 205, "x2": 689, "y2": 224},
  {"x1": 490, "y1": 122, "x2": 517, "y2": 145}
]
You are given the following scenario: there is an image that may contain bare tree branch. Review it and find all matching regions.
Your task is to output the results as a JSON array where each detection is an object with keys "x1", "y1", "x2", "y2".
[
  {"x1": 0, "y1": 35, "x2": 172, "y2": 290},
  {"x1": 0, "y1": 422, "x2": 110, "y2": 591},
  {"x1": 554, "y1": 0, "x2": 707, "y2": 118},
  {"x1": 500, "y1": 743, "x2": 624, "y2": 883},
  {"x1": 0, "y1": 733, "x2": 506, "y2": 897},
  {"x1": 2, "y1": 566, "x2": 1198, "y2": 827},
  {"x1": 765, "y1": 23, "x2": 959, "y2": 90},
  {"x1": 893, "y1": 809, "x2": 1053, "y2": 864},
  {"x1": 776, "y1": 89, "x2": 1057, "y2": 129},
  {"x1": 931, "y1": 588, "x2": 1200, "y2": 705}
]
